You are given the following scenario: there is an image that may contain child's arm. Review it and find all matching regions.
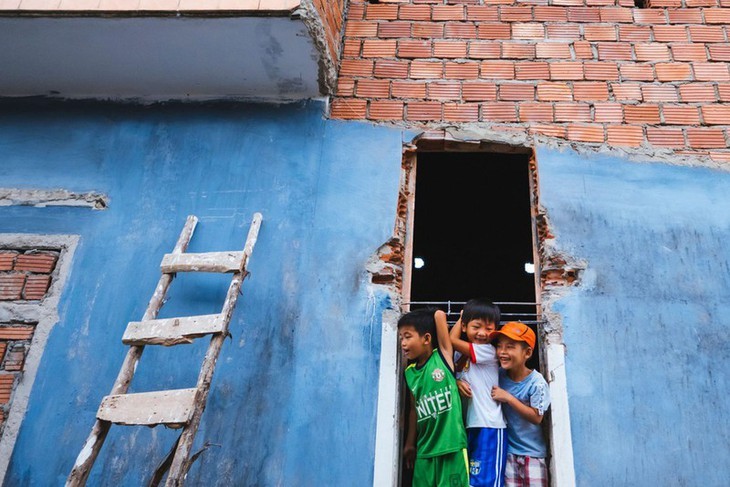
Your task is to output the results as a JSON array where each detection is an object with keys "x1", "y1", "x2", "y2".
[
  {"x1": 449, "y1": 313, "x2": 471, "y2": 357},
  {"x1": 456, "y1": 379, "x2": 473, "y2": 398},
  {"x1": 491, "y1": 386, "x2": 544, "y2": 425},
  {"x1": 434, "y1": 310, "x2": 455, "y2": 371},
  {"x1": 403, "y1": 391, "x2": 417, "y2": 468}
]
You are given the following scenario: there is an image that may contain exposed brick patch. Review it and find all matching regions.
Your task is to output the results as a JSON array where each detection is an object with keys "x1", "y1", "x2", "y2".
[
  {"x1": 0, "y1": 249, "x2": 59, "y2": 302},
  {"x1": 0, "y1": 322, "x2": 37, "y2": 436}
]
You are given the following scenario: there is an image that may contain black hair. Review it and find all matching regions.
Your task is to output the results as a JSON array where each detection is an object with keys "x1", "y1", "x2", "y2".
[
  {"x1": 398, "y1": 308, "x2": 437, "y2": 343},
  {"x1": 461, "y1": 298, "x2": 501, "y2": 326}
]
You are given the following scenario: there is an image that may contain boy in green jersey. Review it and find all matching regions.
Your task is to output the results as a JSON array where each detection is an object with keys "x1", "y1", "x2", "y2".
[{"x1": 399, "y1": 309, "x2": 469, "y2": 487}]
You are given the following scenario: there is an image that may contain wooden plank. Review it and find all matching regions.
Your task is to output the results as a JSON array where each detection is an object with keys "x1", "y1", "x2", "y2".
[
  {"x1": 122, "y1": 314, "x2": 223, "y2": 346},
  {"x1": 160, "y1": 251, "x2": 244, "y2": 273},
  {"x1": 96, "y1": 388, "x2": 197, "y2": 427}
]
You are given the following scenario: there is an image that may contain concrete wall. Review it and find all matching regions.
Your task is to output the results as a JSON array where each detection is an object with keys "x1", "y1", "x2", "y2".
[
  {"x1": 537, "y1": 147, "x2": 730, "y2": 486},
  {"x1": 0, "y1": 100, "x2": 403, "y2": 485}
]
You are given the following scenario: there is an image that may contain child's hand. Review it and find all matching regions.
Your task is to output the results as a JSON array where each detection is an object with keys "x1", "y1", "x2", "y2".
[
  {"x1": 457, "y1": 380, "x2": 473, "y2": 398},
  {"x1": 491, "y1": 385, "x2": 512, "y2": 404},
  {"x1": 403, "y1": 443, "x2": 416, "y2": 469}
]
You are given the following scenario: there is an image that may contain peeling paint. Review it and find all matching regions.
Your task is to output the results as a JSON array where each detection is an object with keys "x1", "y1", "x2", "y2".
[{"x1": 0, "y1": 188, "x2": 108, "y2": 209}]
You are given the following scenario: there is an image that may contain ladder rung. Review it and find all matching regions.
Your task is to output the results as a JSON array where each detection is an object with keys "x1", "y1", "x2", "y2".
[
  {"x1": 96, "y1": 388, "x2": 197, "y2": 427},
  {"x1": 122, "y1": 314, "x2": 224, "y2": 346},
  {"x1": 160, "y1": 251, "x2": 245, "y2": 273}
]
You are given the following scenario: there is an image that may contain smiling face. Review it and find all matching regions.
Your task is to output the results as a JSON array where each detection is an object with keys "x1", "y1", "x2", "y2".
[
  {"x1": 398, "y1": 324, "x2": 432, "y2": 365},
  {"x1": 495, "y1": 336, "x2": 532, "y2": 373},
  {"x1": 463, "y1": 318, "x2": 497, "y2": 345}
]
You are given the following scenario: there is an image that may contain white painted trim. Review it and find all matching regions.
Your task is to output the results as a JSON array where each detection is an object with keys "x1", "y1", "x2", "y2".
[
  {"x1": 0, "y1": 234, "x2": 79, "y2": 484},
  {"x1": 545, "y1": 341, "x2": 576, "y2": 487},
  {"x1": 372, "y1": 308, "x2": 401, "y2": 487}
]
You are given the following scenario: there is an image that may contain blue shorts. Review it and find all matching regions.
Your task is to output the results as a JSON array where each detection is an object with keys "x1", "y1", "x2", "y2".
[{"x1": 467, "y1": 427, "x2": 507, "y2": 487}]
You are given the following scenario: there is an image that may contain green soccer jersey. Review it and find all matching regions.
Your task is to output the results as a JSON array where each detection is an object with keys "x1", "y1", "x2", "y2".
[{"x1": 405, "y1": 350, "x2": 467, "y2": 458}]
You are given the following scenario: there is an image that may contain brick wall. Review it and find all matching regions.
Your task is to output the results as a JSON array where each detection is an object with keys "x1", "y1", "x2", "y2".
[
  {"x1": 332, "y1": 0, "x2": 730, "y2": 161},
  {"x1": 0, "y1": 250, "x2": 57, "y2": 436},
  {"x1": 312, "y1": 0, "x2": 348, "y2": 64}
]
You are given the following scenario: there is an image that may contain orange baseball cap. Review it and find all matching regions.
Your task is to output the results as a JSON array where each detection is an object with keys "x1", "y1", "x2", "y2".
[{"x1": 489, "y1": 321, "x2": 536, "y2": 349}]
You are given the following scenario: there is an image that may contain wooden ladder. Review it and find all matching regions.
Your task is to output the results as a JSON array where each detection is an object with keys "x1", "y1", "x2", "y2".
[{"x1": 67, "y1": 213, "x2": 263, "y2": 486}]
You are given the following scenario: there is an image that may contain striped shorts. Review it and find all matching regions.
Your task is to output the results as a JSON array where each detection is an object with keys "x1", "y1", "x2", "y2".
[{"x1": 504, "y1": 453, "x2": 548, "y2": 487}]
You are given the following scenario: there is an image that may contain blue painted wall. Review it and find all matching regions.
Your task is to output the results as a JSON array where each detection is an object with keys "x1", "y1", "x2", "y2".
[
  {"x1": 0, "y1": 101, "x2": 403, "y2": 485},
  {"x1": 537, "y1": 147, "x2": 730, "y2": 487}
]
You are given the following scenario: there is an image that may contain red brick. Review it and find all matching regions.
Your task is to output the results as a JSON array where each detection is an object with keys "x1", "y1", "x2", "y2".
[
  {"x1": 689, "y1": 26, "x2": 726, "y2": 43},
  {"x1": 413, "y1": 22, "x2": 444, "y2": 38},
  {"x1": 704, "y1": 8, "x2": 730, "y2": 23},
  {"x1": 567, "y1": 7, "x2": 600, "y2": 22},
  {"x1": 635, "y1": 43, "x2": 671, "y2": 62},
  {"x1": 599, "y1": 7, "x2": 634, "y2": 23},
  {"x1": 708, "y1": 44, "x2": 730, "y2": 61},
  {"x1": 548, "y1": 25, "x2": 581, "y2": 39},
  {"x1": 392, "y1": 80, "x2": 427, "y2": 98},
  {"x1": 3, "y1": 345, "x2": 27, "y2": 372},
  {"x1": 0, "y1": 275, "x2": 25, "y2": 301},
  {"x1": 397, "y1": 40, "x2": 431, "y2": 59},
  {"x1": 611, "y1": 83, "x2": 642, "y2": 101},
  {"x1": 336, "y1": 78, "x2": 355, "y2": 96},
  {"x1": 375, "y1": 60, "x2": 410, "y2": 78},
  {"x1": 406, "y1": 101, "x2": 443, "y2": 121},
  {"x1": 607, "y1": 125, "x2": 644, "y2": 146},
  {"x1": 368, "y1": 100, "x2": 404, "y2": 120},
  {"x1": 366, "y1": 4, "x2": 399, "y2": 20},
  {"x1": 652, "y1": 25, "x2": 688, "y2": 42},
  {"x1": 686, "y1": 0, "x2": 717, "y2": 5},
  {"x1": 427, "y1": 81, "x2": 462, "y2": 100},
  {"x1": 0, "y1": 375, "x2": 16, "y2": 405},
  {"x1": 648, "y1": 0, "x2": 682, "y2": 6},
  {"x1": 519, "y1": 103, "x2": 554, "y2": 122},
  {"x1": 433, "y1": 5, "x2": 465, "y2": 20},
  {"x1": 500, "y1": 6, "x2": 533, "y2": 22},
  {"x1": 379, "y1": 22, "x2": 412, "y2": 39},
  {"x1": 399, "y1": 5, "x2": 431, "y2": 21},
  {"x1": 620, "y1": 64, "x2": 655, "y2": 81},
  {"x1": 347, "y1": 3, "x2": 365, "y2": 20},
  {"x1": 500, "y1": 83, "x2": 536, "y2": 101},
  {"x1": 585, "y1": 62, "x2": 619, "y2": 80},
  {"x1": 573, "y1": 82, "x2": 609, "y2": 100},
  {"x1": 482, "y1": 102, "x2": 518, "y2": 121},
  {"x1": 0, "y1": 343, "x2": 6, "y2": 363},
  {"x1": 502, "y1": 43, "x2": 536, "y2": 60},
  {"x1": 671, "y1": 44, "x2": 708, "y2": 62},
  {"x1": 585, "y1": 25, "x2": 618, "y2": 41},
  {"x1": 634, "y1": 9, "x2": 667, "y2": 24},
  {"x1": 618, "y1": 25, "x2": 652, "y2": 42},
  {"x1": 515, "y1": 62, "x2": 550, "y2": 80},
  {"x1": 445, "y1": 62, "x2": 480, "y2": 79},
  {"x1": 363, "y1": 39, "x2": 397, "y2": 58},
  {"x1": 0, "y1": 253, "x2": 16, "y2": 272},
  {"x1": 667, "y1": 9, "x2": 703, "y2": 24},
  {"x1": 0, "y1": 326, "x2": 34, "y2": 340},
  {"x1": 330, "y1": 98, "x2": 367, "y2": 119},
  {"x1": 356, "y1": 79, "x2": 390, "y2": 98},
  {"x1": 23, "y1": 275, "x2": 51, "y2": 300},
  {"x1": 339, "y1": 59, "x2": 374, "y2": 77},
  {"x1": 718, "y1": 83, "x2": 730, "y2": 101},
  {"x1": 686, "y1": 128, "x2": 726, "y2": 148},
  {"x1": 444, "y1": 22, "x2": 477, "y2": 38},
  {"x1": 594, "y1": 102, "x2": 625, "y2": 122},
  {"x1": 530, "y1": 124, "x2": 568, "y2": 138},
  {"x1": 537, "y1": 82, "x2": 573, "y2": 101},
  {"x1": 466, "y1": 6, "x2": 499, "y2": 21},
  {"x1": 481, "y1": 61, "x2": 516, "y2": 79},
  {"x1": 573, "y1": 41, "x2": 595, "y2": 59},
  {"x1": 641, "y1": 84, "x2": 678, "y2": 102},
  {"x1": 443, "y1": 103, "x2": 480, "y2": 121},
  {"x1": 589, "y1": 0, "x2": 618, "y2": 5},
  {"x1": 553, "y1": 0, "x2": 584, "y2": 5},
  {"x1": 555, "y1": 103, "x2": 592, "y2": 122},
  {"x1": 345, "y1": 21, "x2": 378, "y2": 38},
  {"x1": 14, "y1": 253, "x2": 57, "y2": 274},
  {"x1": 469, "y1": 42, "x2": 501, "y2": 59},
  {"x1": 512, "y1": 24, "x2": 545, "y2": 40},
  {"x1": 701, "y1": 105, "x2": 730, "y2": 124},
  {"x1": 597, "y1": 43, "x2": 633, "y2": 61},
  {"x1": 536, "y1": 43, "x2": 572, "y2": 59},
  {"x1": 549, "y1": 62, "x2": 585, "y2": 80},
  {"x1": 679, "y1": 83, "x2": 717, "y2": 102},
  {"x1": 567, "y1": 124, "x2": 605, "y2": 142},
  {"x1": 654, "y1": 63, "x2": 692, "y2": 81},
  {"x1": 411, "y1": 60, "x2": 444, "y2": 79},
  {"x1": 462, "y1": 82, "x2": 497, "y2": 101},
  {"x1": 343, "y1": 39, "x2": 362, "y2": 58},
  {"x1": 647, "y1": 127, "x2": 686, "y2": 147},
  {"x1": 434, "y1": 41, "x2": 468, "y2": 59},
  {"x1": 694, "y1": 62, "x2": 730, "y2": 81},
  {"x1": 662, "y1": 105, "x2": 701, "y2": 124},
  {"x1": 478, "y1": 23, "x2": 512, "y2": 40},
  {"x1": 534, "y1": 6, "x2": 567, "y2": 22}
]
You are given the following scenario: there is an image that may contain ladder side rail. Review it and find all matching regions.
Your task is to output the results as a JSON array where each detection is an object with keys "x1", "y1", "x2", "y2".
[
  {"x1": 164, "y1": 213, "x2": 262, "y2": 486},
  {"x1": 67, "y1": 216, "x2": 199, "y2": 487}
]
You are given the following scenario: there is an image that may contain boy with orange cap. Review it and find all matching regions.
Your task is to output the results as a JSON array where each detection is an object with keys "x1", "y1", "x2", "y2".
[{"x1": 490, "y1": 322, "x2": 551, "y2": 487}]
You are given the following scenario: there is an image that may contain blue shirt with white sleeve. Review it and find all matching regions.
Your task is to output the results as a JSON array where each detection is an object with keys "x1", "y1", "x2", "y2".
[{"x1": 499, "y1": 368, "x2": 551, "y2": 458}]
